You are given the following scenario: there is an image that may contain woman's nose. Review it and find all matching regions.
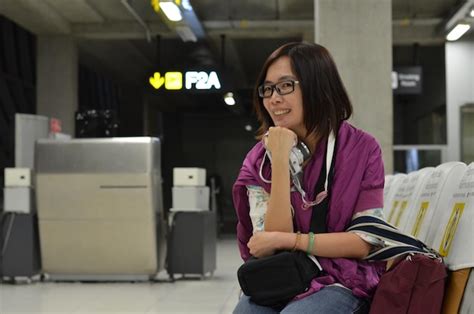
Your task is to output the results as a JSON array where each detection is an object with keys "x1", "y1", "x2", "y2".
[{"x1": 269, "y1": 90, "x2": 282, "y2": 103}]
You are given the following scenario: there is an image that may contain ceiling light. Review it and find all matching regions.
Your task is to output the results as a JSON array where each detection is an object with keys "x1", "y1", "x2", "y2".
[
  {"x1": 444, "y1": 1, "x2": 474, "y2": 34},
  {"x1": 244, "y1": 124, "x2": 253, "y2": 132},
  {"x1": 159, "y1": 1, "x2": 182, "y2": 22},
  {"x1": 224, "y1": 92, "x2": 236, "y2": 106},
  {"x1": 182, "y1": 0, "x2": 193, "y2": 11},
  {"x1": 470, "y1": 9, "x2": 474, "y2": 17},
  {"x1": 446, "y1": 23, "x2": 471, "y2": 41}
]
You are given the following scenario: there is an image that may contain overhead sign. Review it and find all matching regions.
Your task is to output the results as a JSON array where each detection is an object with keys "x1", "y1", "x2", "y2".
[
  {"x1": 149, "y1": 71, "x2": 221, "y2": 91},
  {"x1": 392, "y1": 66, "x2": 423, "y2": 95}
]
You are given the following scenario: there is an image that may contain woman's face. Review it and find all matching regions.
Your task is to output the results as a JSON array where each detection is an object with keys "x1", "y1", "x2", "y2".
[{"x1": 262, "y1": 56, "x2": 306, "y2": 138}]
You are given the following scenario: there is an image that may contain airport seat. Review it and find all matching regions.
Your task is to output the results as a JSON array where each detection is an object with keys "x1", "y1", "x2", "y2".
[
  {"x1": 427, "y1": 163, "x2": 473, "y2": 314},
  {"x1": 458, "y1": 169, "x2": 474, "y2": 314},
  {"x1": 383, "y1": 173, "x2": 407, "y2": 220},
  {"x1": 401, "y1": 162, "x2": 467, "y2": 243},
  {"x1": 380, "y1": 163, "x2": 472, "y2": 313},
  {"x1": 383, "y1": 174, "x2": 394, "y2": 197},
  {"x1": 429, "y1": 162, "x2": 474, "y2": 267},
  {"x1": 387, "y1": 167, "x2": 434, "y2": 230}
]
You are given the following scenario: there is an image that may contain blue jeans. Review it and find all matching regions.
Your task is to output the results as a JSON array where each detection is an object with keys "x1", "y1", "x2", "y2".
[{"x1": 233, "y1": 286, "x2": 369, "y2": 314}]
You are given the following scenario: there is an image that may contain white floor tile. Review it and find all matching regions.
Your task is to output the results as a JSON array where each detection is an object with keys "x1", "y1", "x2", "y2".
[{"x1": 0, "y1": 238, "x2": 242, "y2": 314}]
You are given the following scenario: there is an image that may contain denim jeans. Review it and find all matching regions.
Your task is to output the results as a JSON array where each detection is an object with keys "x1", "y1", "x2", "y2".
[{"x1": 233, "y1": 286, "x2": 369, "y2": 314}]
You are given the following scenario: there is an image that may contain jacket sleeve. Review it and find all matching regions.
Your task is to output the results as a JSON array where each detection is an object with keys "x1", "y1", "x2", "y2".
[
  {"x1": 233, "y1": 183, "x2": 253, "y2": 261},
  {"x1": 353, "y1": 137, "x2": 385, "y2": 214}
]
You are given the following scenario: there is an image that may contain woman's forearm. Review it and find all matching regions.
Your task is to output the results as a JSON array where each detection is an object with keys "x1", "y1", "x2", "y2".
[
  {"x1": 276, "y1": 231, "x2": 371, "y2": 259},
  {"x1": 264, "y1": 153, "x2": 293, "y2": 233}
]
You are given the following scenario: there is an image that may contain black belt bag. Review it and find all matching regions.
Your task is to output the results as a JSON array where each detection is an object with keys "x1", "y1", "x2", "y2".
[{"x1": 237, "y1": 251, "x2": 320, "y2": 308}]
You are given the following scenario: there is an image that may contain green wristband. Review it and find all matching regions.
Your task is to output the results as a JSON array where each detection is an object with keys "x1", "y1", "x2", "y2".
[{"x1": 307, "y1": 232, "x2": 315, "y2": 255}]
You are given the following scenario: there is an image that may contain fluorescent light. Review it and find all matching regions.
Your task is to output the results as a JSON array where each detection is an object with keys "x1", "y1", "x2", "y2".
[
  {"x1": 159, "y1": 2, "x2": 182, "y2": 22},
  {"x1": 182, "y1": 0, "x2": 193, "y2": 11},
  {"x1": 446, "y1": 24, "x2": 471, "y2": 41},
  {"x1": 224, "y1": 92, "x2": 235, "y2": 106},
  {"x1": 470, "y1": 9, "x2": 474, "y2": 17}
]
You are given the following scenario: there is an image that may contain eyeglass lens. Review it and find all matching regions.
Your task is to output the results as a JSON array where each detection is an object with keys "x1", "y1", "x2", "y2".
[{"x1": 259, "y1": 81, "x2": 296, "y2": 98}]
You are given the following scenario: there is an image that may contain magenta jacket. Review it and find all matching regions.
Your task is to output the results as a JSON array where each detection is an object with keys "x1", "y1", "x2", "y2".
[{"x1": 232, "y1": 121, "x2": 386, "y2": 299}]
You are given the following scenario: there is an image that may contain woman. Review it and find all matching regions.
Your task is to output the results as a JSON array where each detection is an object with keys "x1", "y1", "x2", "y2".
[{"x1": 233, "y1": 42, "x2": 385, "y2": 313}]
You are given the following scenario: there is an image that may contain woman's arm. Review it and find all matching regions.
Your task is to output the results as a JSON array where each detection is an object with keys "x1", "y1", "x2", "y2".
[
  {"x1": 263, "y1": 127, "x2": 297, "y2": 233},
  {"x1": 295, "y1": 232, "x2": 371, "y2": 259},
  {"x1": 264, "y1": 151, "x2": 293, "y2": 232},
  {"x1": 248, "y1": 231, "x2": 371, "y2": 259}
]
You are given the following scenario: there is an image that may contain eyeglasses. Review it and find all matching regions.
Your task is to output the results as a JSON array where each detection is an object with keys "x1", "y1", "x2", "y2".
[{"x1": 258, "y1": 80, "x2": 300, "y2": 98}]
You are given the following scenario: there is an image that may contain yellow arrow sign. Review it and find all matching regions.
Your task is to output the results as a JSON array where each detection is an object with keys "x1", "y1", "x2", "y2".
[{"x1": 149, "y1": 72, "x2": 165, "y2": 89}]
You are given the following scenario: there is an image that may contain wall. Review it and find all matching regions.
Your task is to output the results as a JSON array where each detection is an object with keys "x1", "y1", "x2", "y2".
[{"x1": 446, "y1": 39, "x2": 474, "y2": 162}]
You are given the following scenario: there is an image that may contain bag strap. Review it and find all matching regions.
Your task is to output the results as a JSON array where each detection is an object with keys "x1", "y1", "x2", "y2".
[
  {"x1": 309, "y1": 131, "x2": 337, "y2": 233},
  {"x1": 347, "y1": 214, "x2": 439, "y2": 261}
]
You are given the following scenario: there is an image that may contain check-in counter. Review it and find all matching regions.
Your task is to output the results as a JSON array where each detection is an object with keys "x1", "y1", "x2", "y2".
[{"x1": 35, "y1": 137, "x2": 165, "y2": 281}]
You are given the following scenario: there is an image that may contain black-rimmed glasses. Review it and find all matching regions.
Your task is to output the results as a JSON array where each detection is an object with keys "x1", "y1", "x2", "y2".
[{"x1": 258, "y1": 80, "x2": 300, "y2": 98}]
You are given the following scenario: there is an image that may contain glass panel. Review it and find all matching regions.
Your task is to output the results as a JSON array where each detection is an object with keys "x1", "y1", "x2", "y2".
[{"x1": 394, "y1": 149, "x2": 442, "y2": 173}]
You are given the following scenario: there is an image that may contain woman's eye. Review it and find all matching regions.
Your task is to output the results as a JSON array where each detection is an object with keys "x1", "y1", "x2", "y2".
[
  {"x1": 263, "y1": 86, "x2": 273, "y2": 93},
  {"x1": 279, "y1": 82, "x2": 292, "y2": 89}
]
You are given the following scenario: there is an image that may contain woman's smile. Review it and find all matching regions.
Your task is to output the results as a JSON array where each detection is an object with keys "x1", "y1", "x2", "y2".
[{"x1": 273, "y1": 109, "x2": 291, "y2": 116}]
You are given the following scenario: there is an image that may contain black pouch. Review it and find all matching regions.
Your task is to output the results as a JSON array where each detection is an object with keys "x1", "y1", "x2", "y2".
[{"x1": 237, "y1": 251, "x2": 320, "y2": 308}]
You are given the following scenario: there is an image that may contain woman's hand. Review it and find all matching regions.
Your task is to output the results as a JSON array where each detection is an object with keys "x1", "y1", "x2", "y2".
[
  {"x1": 248, "y1": 231, "x2": 283, "y2": 258},
  {"x1": 263, "y1": 127, "x2": 297, "y2": 158}
]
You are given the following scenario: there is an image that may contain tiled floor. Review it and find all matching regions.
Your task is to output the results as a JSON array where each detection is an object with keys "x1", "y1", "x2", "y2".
[{"x1": 0, "y1": 238, "x2": 242, "y2": 314}]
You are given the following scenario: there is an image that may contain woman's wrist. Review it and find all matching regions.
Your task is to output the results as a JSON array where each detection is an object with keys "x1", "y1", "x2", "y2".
[
  {"x1": 270, "y1": 151, "x2": 291, "y2": 165},
  {"x1": 273, "y1": 232, "x2": 296, "y2": 250}
]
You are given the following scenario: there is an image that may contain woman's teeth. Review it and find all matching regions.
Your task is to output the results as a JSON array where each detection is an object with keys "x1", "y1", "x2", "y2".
[{"x1": 274, "y1": 109, "x2": 291, "y2": 116}]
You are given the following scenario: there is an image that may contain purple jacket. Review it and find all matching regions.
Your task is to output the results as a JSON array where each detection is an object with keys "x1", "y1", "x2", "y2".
[{"x1": 232, "y1": 121, "x2": 385, "y2": 299}]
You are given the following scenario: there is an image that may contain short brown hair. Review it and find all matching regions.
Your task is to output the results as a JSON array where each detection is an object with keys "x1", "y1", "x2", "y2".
[{"x1": 254, "y1": 42, "x2": 353, "y2": 140}]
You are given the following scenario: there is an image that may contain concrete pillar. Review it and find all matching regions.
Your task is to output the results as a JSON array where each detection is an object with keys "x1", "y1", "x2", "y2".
[
  {"x1": 315, "y1": 0, "x2": 393, "y2": 173},
  {"x1": 446, "y1": 41, "x2": 474, "y2": 162},
  {"x1": 37, "y1": 36, "x2": 78, "y2": 136}
]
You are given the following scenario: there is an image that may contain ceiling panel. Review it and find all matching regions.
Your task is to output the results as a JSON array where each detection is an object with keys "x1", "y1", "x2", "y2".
[
  {"x1": 193, "y1": 0, "x2": 277, "y2": 21},
  {"x1": 44, "y1": 0, "x2": 105, "y2": 23},
  {"x1": 82, "y1": 0, "x2": 147, "y2": 22},
  {"x1": 392, "y1": 0, "x2": 459, "y2": 19}
]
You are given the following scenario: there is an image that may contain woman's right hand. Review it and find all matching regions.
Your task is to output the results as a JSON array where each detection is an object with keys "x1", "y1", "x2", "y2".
[
  {"x1": 248, "y1": 231, "x2": 278, "y2": 258},
  {"x1": 263, "y1": 127, "x2": 297, "y2": 158}
]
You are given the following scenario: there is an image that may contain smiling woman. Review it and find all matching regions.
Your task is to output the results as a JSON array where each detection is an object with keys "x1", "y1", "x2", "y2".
[
  {"x1": 232, "y1": 42, "x2": 386, "y2": 313},
  {"x1": 261, "y1": 57, "x2": 306, "y2": 140}
]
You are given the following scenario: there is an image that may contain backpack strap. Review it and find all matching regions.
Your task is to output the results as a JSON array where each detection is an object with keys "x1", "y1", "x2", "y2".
[
  {"x1": 309, "y1": 131, "x2": 337, "y2": 233},
  {"x1": 347, "y1": 214, "x2": 440, "y2": 261}
]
